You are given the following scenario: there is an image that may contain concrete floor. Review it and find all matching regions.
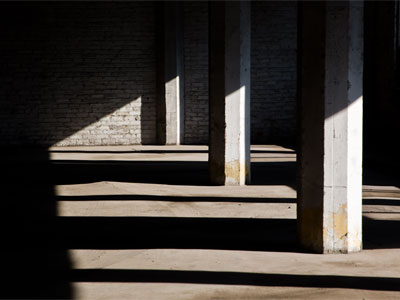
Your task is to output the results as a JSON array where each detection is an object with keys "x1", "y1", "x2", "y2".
[{"x1": 1, "y1": 145, "x2": 400, "y2": 299}]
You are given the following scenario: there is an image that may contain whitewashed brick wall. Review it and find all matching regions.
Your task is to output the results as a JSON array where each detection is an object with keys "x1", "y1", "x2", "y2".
[
  {"x1": 182, "y1": 1, "x2": 298, "y2": 145},
  {"x1": 0, "y1": 2, "x2": 156, "y2": 146},
  {"x1": 251, "y1": 1, "x2": 298, "y2": 144},
  {"x1": 183, "y1": 2, "x2": 209, "y2": 144},
  {"x1": 0, "y1": 2, "x2": 298, "y2": 146}
]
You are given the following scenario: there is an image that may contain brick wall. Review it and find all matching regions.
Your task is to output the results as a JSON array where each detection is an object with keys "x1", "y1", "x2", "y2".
[
  {"x1": 0, "y1": 2, "x2": 298, "y2": 147},
  {"x1": 0, "y1": 2, "x2": 156, "y2": 146},
  {"x1": 183, "y1": 2, "x2": 209, "y2": 144},
  {"x1": 182, "y1": 2, "x2": 298, "y2": 145},
  {"x1": 251, "y1": 1, "x2": 298, "y2": 145}
]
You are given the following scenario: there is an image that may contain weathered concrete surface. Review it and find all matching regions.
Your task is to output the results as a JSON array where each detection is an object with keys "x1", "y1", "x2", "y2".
[
  {"x1": 209, "y1": 2, "x2": 251, "y2": 186},
  {"x1": 46, "y1": 145, "x2": 400, "y2": 299},
  {"x1": 298, "y1": 1, "x2": 364, "y2": 253},
  {"x1": 70, "y1": 248, "x2": 400, "y2": 300}
]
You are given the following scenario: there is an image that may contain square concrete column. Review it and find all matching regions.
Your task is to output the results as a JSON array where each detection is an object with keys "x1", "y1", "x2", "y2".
[
  {"x1": 156, "y1": 2, "x2": 184, "y2": 145},
  {"x1": 208, "y1": 2, "x2": 251, "y2": 186},
  {"x1": 297, "y1": 1, "x2": 364, "y2": 253}
]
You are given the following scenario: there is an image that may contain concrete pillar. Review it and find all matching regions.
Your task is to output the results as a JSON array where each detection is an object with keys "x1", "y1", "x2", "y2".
[
  {"x1": 156, "y1": 2, "x2": 184, "y2": 145},
  {"x1": 209, "y1": 2, "x2": 251, "y2": 186},
  {"x1": 297, "y1": 1, "x2": 364, "y2": 253}
]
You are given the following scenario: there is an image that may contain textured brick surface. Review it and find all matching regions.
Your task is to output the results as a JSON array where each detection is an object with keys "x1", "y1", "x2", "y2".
[
  {"x1": 0, "y1": 2, "x2": 156, "y2": 146},
  {"x1": 182, "y1": 2, "x2": 297, "y2": 145},
  {"x1": 0, "y1": 2, "x2": 298, "y2": 146},
  {"x1": 183, "y1": 2, "x2": 209, "y2": 144},
  {"x1": 251, "y1": 1, "x2": 297, "y2": 144}
]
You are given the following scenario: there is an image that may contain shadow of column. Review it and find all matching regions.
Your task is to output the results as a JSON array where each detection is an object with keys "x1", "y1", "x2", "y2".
[{"x1": 0, "y1": 147, "x2": 73, "y2": 299}]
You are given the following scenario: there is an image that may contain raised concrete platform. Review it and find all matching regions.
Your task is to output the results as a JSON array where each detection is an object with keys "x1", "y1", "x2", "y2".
[{"x1": 1, "y1": 145, "x2": 400, "y2": 299}]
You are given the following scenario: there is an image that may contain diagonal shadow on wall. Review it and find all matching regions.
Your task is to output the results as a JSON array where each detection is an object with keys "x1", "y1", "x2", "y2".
[
  {"x1": 0, "y1": 2, "x2": 158, "y2": 299},
  {"x1": 0, "y1": 2, "x2": 157, "y2": 147},
  {"x1": 0, "y1": 2, "x2": 398, "y2": 299}
]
